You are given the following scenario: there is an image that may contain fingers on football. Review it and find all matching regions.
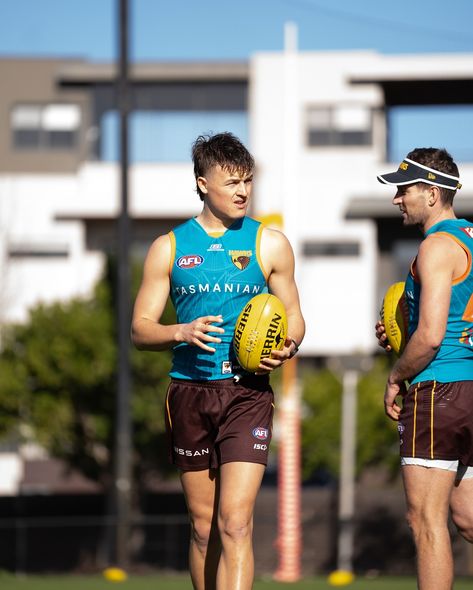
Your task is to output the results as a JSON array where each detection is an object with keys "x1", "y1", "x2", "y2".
[
  {"x1": 377, "y1": 336, "x2": 392, "y2": 352},
  {"x1": 375, "y1": 324, "x2": 392, "y2": 351},
  {"x1": 269, "y1": 349, "x2": 287, "y2": 360},
  {"x1": 258, "y1": 354, "x2": 282, "y2": 371}
]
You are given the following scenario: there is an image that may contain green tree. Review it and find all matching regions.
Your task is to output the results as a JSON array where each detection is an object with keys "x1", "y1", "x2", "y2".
[
  {"x1": 357, "y1": 355, "x2": 400, "y2": 475},
  {"x1": 300, "y1": 356, "x2": 399, "y2": 481},
  {"x1": 0, "y1": 261, "x2": 174, "y2": 487}
]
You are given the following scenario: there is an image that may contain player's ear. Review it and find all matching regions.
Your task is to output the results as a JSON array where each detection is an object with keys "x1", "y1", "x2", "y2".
[
  {"x1": 197, "y1": 176, "x2": 208, "y2": 195},
  {"x1": 429, "y1": 185, "x2": 440, "y2": 206}
]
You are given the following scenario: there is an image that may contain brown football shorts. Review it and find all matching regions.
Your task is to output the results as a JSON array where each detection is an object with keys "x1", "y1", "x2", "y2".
[
  {"x1": 164, "y1": 375, "x2": 274, "y2": 471},
  {"x1": 398, "y1": 380, "x2": 473, "y2": 465}
]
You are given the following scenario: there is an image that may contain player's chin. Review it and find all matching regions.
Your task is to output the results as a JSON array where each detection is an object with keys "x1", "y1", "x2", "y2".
[{"x1": 232, "y1": 208, "x2": 247, "y2": 219}]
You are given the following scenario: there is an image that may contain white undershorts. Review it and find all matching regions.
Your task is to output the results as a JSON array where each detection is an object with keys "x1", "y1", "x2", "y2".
[{"x1": 401, "y1": 457, "x2": 473, "y2": 480}]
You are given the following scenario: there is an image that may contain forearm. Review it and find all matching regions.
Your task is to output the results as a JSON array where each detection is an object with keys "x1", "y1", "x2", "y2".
[
  {"x1": 131, "y1": 318, "x2": 182, "y2": 351},
  {"x1": 287, "y1": 312, "x2": 305, "y2": 348},
  {"x1": 389, "y1": 329, "x2": 439, "y2": 383}
]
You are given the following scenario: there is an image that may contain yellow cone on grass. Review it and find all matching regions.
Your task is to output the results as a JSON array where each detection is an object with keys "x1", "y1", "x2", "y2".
[
  {"x1": 103, "y1": 567, "x2": 128, "y2": 582},
  {"x1": 327, "y1": 569, "x2": 355, "y2": 586}
]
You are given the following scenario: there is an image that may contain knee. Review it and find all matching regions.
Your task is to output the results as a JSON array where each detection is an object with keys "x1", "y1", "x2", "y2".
[
  {"x1": 218, "y1": 511, "x2": 253, "y2": 544},
  {"x1": 190, "y1": 516, "x2": 213, "y2": 551},
  {"x1": 405, "y1": 507, "x2": 419, "y2": 536},
  {"x1": 451, "y1": 510, "x2": 473, "y2": 543},
  {"x1": 405, "y1": 506, "x2": 443, "y2": 542}
]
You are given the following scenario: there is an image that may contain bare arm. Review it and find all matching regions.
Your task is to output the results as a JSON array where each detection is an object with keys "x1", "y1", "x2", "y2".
[
  {"x1": 258, "y1": 227, "x2": 305, "y2": 371},
  {"x1": 131, "y1": 234, "x2": 224, "y2": 352},
  {"x1": 384, "y1": 235, "x2": 455, "y2": 419}
]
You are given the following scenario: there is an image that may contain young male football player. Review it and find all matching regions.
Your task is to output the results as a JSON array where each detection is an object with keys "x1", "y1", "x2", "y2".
[
  {"x1": 132, "y1": 132, "x2": 305, "y2": 590},
  {"x1": 376, "y1": 148, "x2": 473, "y2": 590}
]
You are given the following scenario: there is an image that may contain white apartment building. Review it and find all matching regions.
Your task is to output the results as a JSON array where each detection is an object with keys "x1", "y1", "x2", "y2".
[{"x1": 1, "y1": 51, "x2": 473, "y2": 370}]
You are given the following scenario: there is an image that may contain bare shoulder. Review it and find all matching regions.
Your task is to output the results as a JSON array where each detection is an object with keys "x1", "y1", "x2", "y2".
[
  {"x1": 143, "y1": 233, "x2": 173, "y2": 274},
  {"x1": 421, "y1": 232, "x2": 459, "y2": 259},
  {"x1": 261, "y1": 226, "x2": 292, "y2": 253},
  {"x1": 417, "y1": 233, "x2": 457, "y2": 276},
  {"x1": 260, "y1": 226, "x2": 294, "y2": 273}
]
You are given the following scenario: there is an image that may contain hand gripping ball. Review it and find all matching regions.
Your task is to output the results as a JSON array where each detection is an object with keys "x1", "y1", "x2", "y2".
[{"x1": 233, "y1": 293, "x2": 288, "y2": 372}]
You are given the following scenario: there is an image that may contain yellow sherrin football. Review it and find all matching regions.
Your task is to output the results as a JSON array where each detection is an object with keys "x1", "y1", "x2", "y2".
[
  {"x1": 233, "y1": 293, "x2": 288, "y2": 372},
  {"x1": 380, "y1": 281, "x2": 409, "y2": 355}
]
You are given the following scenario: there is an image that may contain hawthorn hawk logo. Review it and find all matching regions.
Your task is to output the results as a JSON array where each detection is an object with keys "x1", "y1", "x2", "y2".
[{"x1": 229, "y1": 249, "x2": 252, "y2": 270}]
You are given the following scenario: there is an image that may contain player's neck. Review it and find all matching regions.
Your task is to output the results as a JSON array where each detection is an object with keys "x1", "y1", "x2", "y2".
[
  {"x1": 423, "y1": 208, "x2": 456, "y2": 233},
  {"x1": 195, "y1": 209, "x2": 241, "y2": 233}
]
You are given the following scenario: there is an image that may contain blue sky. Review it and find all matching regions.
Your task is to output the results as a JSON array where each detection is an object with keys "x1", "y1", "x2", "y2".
[
  {"x1": 1, "y1": 0, "x2": 473, "y2": 60},
  {"x1": 1, "y1": 0, "x2": 473, "y2": 162}
]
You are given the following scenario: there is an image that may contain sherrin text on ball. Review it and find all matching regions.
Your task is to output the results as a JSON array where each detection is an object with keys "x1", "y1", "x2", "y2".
[{"x1": 234, "y1": 293, "x2": 288, "y2": 372}]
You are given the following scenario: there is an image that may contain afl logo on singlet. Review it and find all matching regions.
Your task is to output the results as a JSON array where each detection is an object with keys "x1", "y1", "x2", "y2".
[{"x1": 177, "y1": 254, "x2": 204, "y2": 269}]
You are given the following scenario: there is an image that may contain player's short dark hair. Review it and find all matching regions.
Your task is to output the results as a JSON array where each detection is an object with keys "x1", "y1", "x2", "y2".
[
  {"x1": 191, "y1": 132, "x2": 255, "y2": 200},
  {"x1": 407, "y1": 147, "x2": 459, "y2": 205}
]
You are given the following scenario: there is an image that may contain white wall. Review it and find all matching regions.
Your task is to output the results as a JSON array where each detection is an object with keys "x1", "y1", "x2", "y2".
[
  {"x1": 0, "y1": 174, "x2": 103, "y2": 323},
  {"x1": 0, "y1": 162, "x2": 202, "y2": 324},
  {"x1": 250, "y1": 51, "x2": 385, "y2": 355}
]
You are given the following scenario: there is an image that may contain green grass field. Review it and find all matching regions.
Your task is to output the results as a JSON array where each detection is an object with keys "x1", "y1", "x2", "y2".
[{"x1": 0, "y1": 574, "x2": 472, "y2": 590}]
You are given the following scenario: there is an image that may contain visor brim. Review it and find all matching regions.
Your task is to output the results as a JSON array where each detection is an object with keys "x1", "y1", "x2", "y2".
[{"x1": 377, "y1": 172, "x2": 415, "y2": 186}]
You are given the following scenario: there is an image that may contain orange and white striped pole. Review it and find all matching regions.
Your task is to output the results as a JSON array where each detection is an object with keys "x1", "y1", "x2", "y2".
[
  {"x1": 273, "y1": 19, "x2": 302, "y2": 582},
  {"x1": 274, "y1": 356, "x2": 301, "y2": 582}
]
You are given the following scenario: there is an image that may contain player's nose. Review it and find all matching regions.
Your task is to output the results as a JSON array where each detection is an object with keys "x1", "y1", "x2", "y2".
[
  {"x1": 392, "y1": 192, "x2": 402, "y2": 205},
  {"x1": 237, "y1": 181, "x2": 248, "y2": 196}
]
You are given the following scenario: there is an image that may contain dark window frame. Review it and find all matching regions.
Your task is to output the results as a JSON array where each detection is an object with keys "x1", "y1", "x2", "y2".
[
  {"x1": 306, "y1": 105, "x2": 373, "y2": 148},
  {"x1": 11, "y1": 103, "x2": 80, "y2": 151}
]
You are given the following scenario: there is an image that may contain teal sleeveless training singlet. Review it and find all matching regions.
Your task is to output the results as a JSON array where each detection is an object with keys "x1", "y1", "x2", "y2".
[
  {"x1": 405, "y1": 218, "x2": 473, "y2": 384},
  {"x1": 168, "y1": 216, "x2": 268, "y2": 380}
]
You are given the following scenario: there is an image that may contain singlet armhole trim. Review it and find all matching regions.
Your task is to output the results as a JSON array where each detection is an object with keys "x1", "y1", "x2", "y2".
[
  {"x1": 256, "y1": 223, "x2": 269, "y2": 281},
  {"x1": 168, "y1": 231, "x2": 176, "y2": 277},
  {"x1": 432, "y1": 231, "x2": 471, "y2": 285},
  {"x1": 410, "y1": 257, "x2": 419, "y2": 283}
]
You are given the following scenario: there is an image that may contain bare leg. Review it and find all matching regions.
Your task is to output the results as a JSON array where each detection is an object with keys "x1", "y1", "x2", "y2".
[
  {"x1": 402, "y1": 465, "x2": 456, "y2": 590},
  {"x1": 181, "y1": 469, "x2": 221, "y2": 590},
  {"x1": 450, "y1": 476, "x2": 473, "y2": 543},
  {"x1": 216, "y1": 461, "x2": 265, "y2": 590}
]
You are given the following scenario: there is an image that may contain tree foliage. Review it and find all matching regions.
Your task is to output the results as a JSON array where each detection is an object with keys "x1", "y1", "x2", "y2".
[
  {"x1": 300, "y1": 356, "x2": 399, "y2": 482},
  {"x1": 0, "y1": 259, "x2": 174, "y2": 488}
]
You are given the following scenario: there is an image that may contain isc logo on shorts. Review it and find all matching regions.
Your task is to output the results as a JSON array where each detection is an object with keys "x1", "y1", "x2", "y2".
[
  {"x1": 252, "y1": 427, "x2": 269, "y2": 440},
  {"x1": 177, "y1": 255, "x2": 204, "y2": 269},
  {"x1": 253, "y1": 443, "x2": 268, "y2": 451}
]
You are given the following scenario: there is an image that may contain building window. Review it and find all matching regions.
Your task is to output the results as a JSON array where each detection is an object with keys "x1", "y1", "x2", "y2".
[
  {"x1": 11, "y1": 104, "x2": 81, "y2": 150},
  {"x1": 302, "y1": 241, "x2": 360, "y2": 257},
  {"x1": 307, "y1": 105, "x2": 372, "y2": 147},
  {"x1": 7, "y1": 242, "x2": 69, "y2": 258}
]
